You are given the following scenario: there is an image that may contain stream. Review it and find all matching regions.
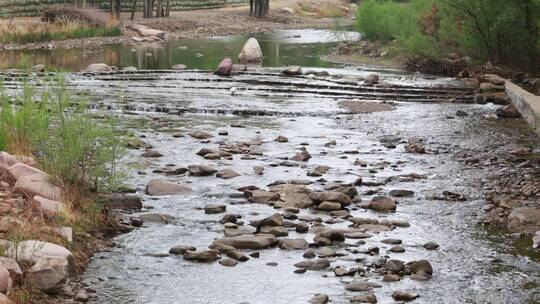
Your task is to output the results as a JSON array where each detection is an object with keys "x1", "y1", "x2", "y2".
[{"x1": 3, "y1": 29, "x2": 539, "y2": 304}]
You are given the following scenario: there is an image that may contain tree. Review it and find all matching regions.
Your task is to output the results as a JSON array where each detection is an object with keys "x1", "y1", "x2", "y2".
[{"x1": 250, "y1": 0, "x2": 269, "y2": 18}]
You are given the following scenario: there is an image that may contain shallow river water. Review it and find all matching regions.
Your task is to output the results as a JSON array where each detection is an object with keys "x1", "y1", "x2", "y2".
[{"x1": 5, "y1": 30, "x2": 538, "y2": 304}]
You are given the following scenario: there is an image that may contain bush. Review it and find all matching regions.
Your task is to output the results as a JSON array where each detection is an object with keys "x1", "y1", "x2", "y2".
[
  {"x1": 356, "y1": 0, "x2": 540, "y2": 69},
  {"x1": 0, "y1": 75, "x2": 124, "y2": 191}
]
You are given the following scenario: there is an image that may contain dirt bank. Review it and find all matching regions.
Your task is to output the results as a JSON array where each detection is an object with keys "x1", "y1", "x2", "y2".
[{"x1": 0, "y1": 0, "x2": 354, "y2": 52}]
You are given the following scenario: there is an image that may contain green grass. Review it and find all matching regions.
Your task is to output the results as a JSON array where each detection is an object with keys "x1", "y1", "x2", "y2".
[
  {"x1": 0, "y1": 22, "x2": 122, "y2": 44},
  {"x1": 0, "y1": 75, "x2": 125, "y2": 191}
]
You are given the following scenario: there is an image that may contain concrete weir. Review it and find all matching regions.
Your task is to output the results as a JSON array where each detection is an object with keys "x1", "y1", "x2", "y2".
[{"x1": 506, "y1": 81, "x2": 540, "y2": 136}]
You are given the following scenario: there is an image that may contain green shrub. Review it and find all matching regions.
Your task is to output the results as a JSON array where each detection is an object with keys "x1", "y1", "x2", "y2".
[
  {"x1": 356, "y1": 0, "x2": 540, "y2": 69},
  {"x1": 0, "y1": 76, "x2": 125, "y2": 191}
]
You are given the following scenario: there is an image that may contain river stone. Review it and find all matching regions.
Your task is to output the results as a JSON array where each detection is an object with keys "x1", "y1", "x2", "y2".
[
  {"x1": 246, "y1": 190, "x2": 280, "y2": 204},
  {"x1": 212, "y1": 234, "x2": 277, "y2": 250},
  {"x1": 146, "y1": 179, "x2": 192, "y2": 196},
  {"x1": 238, "y1": 38, "x2": 263, "y2": 63},
  {"x1": 259, "y1": 226, "x2": 288, "y2": 237},
  {"x1": 389, "y1": 245, "x2": 405, "y2": 253},
  {"x1": 318, "y1": 201, "x2": 341, "y2": 211},
  {"x1": 392, "y1": 291, "x2": 419, "y2": 301},
  {"x1": 83, "y1": 63, "x2": 112, "y2": 73},
  {"x1": 137, "y1": 213, "x2": 174, "y2": 224},
  {"x1": 308, "y1": 294, "x2": 329, "y2": 304},
  {"x1": 345, "y1": 280, "x2": 374, "y2": 292},
  {"x1": 283, "y1": 66, "x2": 302, "y2": 75},
  {"x1": 141, "y1": 149, "x2": 163, "y2": 158},
  {"x1": 408, "y1": 259, "x2": 433, "y2": 275},
  {"x1": 334, "y1": 267, "x2": 355, "y2": 277},
  {"x1": 188, "y1": 130, "x2": 213, "y2": 139},
  {"x1": 496, "y1": 105, "x2": 521, "y2": 118},
  {"x1": 172, "y1": 64, "x2": 187, "y2": 70},
  {"x1": 257, "y1": 213, "x2": 283, "y2": 228},
  {"x1": 26, "y1": 257, "x2": 71, "y2": 293},
  {"x1": 224, "y1": 226, "x2": 256, "y2": 237},
  {"x1": 382, "y1": 238, "x2": 402, "y2": 245},
  {"x1": 279, "y1": 238, "x2": 308, "y2": 250},
  {"x1": 364, "y1": 73, "x2": 379, "y2": 86},
  {"x1": 216, "y1": 169, "x2": 240, "y2": 179},
  {"x1": 389, "y1": 189, "x2": 414, "y2": 197},
  {"x1": 169, "y1": 245, "x2": 196, "y2": 255},
  {"x1": 294, "y1": 259, "x2": 330, "y2": 270},
  {"x1": 423, "y1": 241, "x2": 439, "y2": 250},
  {"x1": 385, "y1": 259, "x2": 405, "y2": 273},
  {"x1": 204, "y1": 204, "x2": 226, "y2": 214},
  {"x1": 215, "y1": 58, "x2": 233, "y2": 76},
  {"x1": 188, "y1": 165, "x2": 217, "y2": 176},
  {"x1": 345, "y1": 232, "x2": 372, "y2": 239},
  {"x1": 383, "y1": 274, "x2": 401, "y2": 282},
  {"x1": 296, "y1": 222, "x2": 309, "y2": 233},
  {"x1": 317, "y1": 229, "x2": 345, "y2": 242},
  {"x1": 219, "y1": 258, "x2": 238, "y2": 267},
  {"x1": 533, "y1": 231, "x2": 540, "y2": 249},
  {"x1": 316, "y1": 247, "x2": 337, "y2": 258},
  {"x1": 274, "y1": 135, "x2": 288, "y2": 142},
  {"x1": 365, "y1": 196, "x2": 396, "y2": 212},
  {"x1": 350, "y1": 292, "x2": 377, "y2": 303},
  {"x1": 104, "y1": 194, "x2": 142, "y2": 210},
  {"x1": 183, "y1": 250, "x2": 220, "y2": 262},
  {"x1": 309, "y1": 191, "x2": 351, "y2": 206},
  {"x1": 225, "y1": 250, "x2": 249, "y2": 261},
  {"x1": 291, "y1": 150, "x2": 312, "y2": 161}
]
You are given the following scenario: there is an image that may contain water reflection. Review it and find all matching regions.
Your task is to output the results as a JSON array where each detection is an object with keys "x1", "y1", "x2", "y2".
[{"x1": 0, "y1": 29, "x2": 362, "y2": 71}]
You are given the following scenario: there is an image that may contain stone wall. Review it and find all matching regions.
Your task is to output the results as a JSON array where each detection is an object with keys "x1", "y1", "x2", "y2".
[
  {"x1": 506, "y1": 81, "x2": 540, "y2": 137},
  {"x1": 0, "y1": 0, "x2": 247, "y2": 17}
]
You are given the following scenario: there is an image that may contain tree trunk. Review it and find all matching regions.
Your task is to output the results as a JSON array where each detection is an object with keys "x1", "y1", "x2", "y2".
[
  {"x1": 115, "y1": 0, "x2": 121, "y2": 19},
  {"x1": 165, "y1": 0, "x2": 171, "y2": 17},
  {"x1": 131, "y1": 0, "x2": 137, "y2": 20}
]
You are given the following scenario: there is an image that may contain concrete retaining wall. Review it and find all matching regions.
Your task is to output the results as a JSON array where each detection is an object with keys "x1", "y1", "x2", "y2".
[
  {"x1": 0, "y1": 0, "x2": 247, "y2": 17},
  {"x1": 505, "y1": 81, "x2": 540, "y2": 137}
]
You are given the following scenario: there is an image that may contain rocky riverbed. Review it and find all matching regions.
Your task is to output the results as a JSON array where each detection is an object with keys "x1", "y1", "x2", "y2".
[{"x1": 18, "y1": 66, "x2": 532, "y2": 304}]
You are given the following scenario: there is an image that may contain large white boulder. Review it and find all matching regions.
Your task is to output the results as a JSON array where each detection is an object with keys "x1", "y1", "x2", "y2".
[
  {"x1": 7, "y1": 163, "x2": 45, "y2": 181},
  {"x1": 238, "y1": 38, "x2": 263, "y2": 64},
  {"x1": 14, "y1": 174, "x2": 61, "y2": 201},
  {"x1": 26, "y1": 257, "x2": 71, "y2": 293},
  {"x1": 5, "y1": 240, "x2": 74, "y2": 274}
]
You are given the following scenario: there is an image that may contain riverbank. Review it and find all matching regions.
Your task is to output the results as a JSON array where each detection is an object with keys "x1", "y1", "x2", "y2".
[{"x1": 0, "y1": 0, "x2": 355, "y2": 52}]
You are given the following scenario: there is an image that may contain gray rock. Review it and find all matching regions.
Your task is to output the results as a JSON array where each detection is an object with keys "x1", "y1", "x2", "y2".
[
  {"x1": 350, "y1": 292, "x2": 377, "y2": 303},
  {"x1": 26, "y1": 257, "x2": 71, "y2": 293},
  {"x1": 188, "y1": 165, "x2": 217, "y2": 176},
  {"x1": 183, "y1": 250, "x2": 220, "y2": 262},
  {"x1": 308, "y1": 294, "x2": 329, "y2": 304},
  {"x1": 392, "y1": 291, "x2": 419, "y2": 301},
  {"x1": 216, "y1": 169, "x2": 240, "y2": 179},
  {"x1": 212, "y1": 234, "x2": 277, "y2": 250},
  {"x1": 204, "y1": 204, "x2": 226, "y2": 214},
  {"x1": 146, "y1": 179, "x2": 193, "y2": 196},
  {"x1": 169, "y1": 245, "x2": 196, "y2": 255},
  {"x1": 345, "y1": 280, "x2": 374, "y2": 292},
  {"x1": 279, "y1": 238, "x2": 308, "y2": 250}
]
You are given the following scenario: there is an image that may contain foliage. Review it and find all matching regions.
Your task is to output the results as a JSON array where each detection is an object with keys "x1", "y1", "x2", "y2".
[
  {"x1": 356, "y1": 0, "x2": 540, "y2": 69},
  {"x1": 0, "y1": 76, "x2": 125, "y2": 191},
  {"x1": 0, "y1": 20, "x2": 122, "y2": 44}
]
